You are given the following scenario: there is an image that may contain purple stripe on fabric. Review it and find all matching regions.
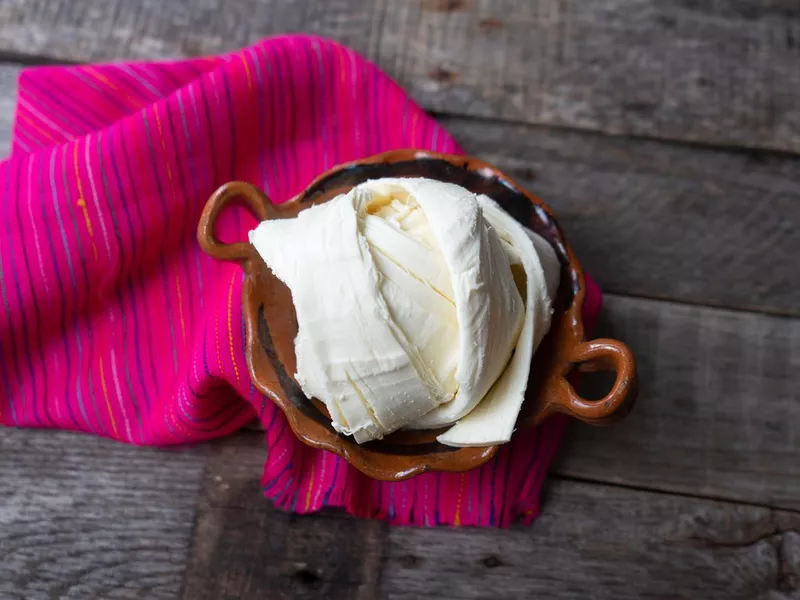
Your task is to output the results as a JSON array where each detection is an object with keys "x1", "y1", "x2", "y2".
[
  {"x1": 60, "y1": 142, "x2": 103, "y2": 434},
  {"x1": 118, "y1": 124, "x2": 160, "y2": 398},
  {"x1": 260, "y1": 41, "x2": 278, "y2": 195},
  {"x1": 477, "y1": 460, "x2": 484, "y2": 525},
  {"x1": 104, "y1": 66, "x2": 152, "y2": 105},
  {"x1": 97, "y1": 130, "x2": 144, "y2": 442},
  {"x1": 10, "y1": 130, "x2": 33, "y2": 154},
  {"x1": 0, "y1": 164, "x2": 19, "y2": 424},
  {"x1": 19, "y1": 83, "x2": 93, "y2": 136},
  {"x1": 301, "y1": 40, "x2": 319, "y2": 181},
  {"x1": 141, "y1": 110, "x2": 179, "y2": 373},
  {"x1": 164, "y1": 101, "x2": 197, "y2": 328},
  {"x1": 116, "y1": 64, "x2": 162, "y2": 99},
  {"x1": 246, "y1": 46, "x2": 269, "y2": 194},
  {"x1": 499, "y1": 443, "x2": 514, "y2": 527},
  {"x1": 218, "y1": 66, "x2": 241, "y2": 235},
  {"x1": 149, "y1": 63, "x2": 187, "y2": 90},
  {"x1": 270, "y1": 41, "x2": 292, "y2": 199},
  {"x1": 17, "y1": 157, "x2": 46, "y2": 425},
  {"x1": 107, "y1": 125, "x2": 151, "y2": 437},
  {"x1": 220, "y1": 67, "x2": 237, "y2": 182},
  {"x1": 175, "y1": 88, "x2": 205, "y2": 310},
  {"x1": 47, "y1": 149, "x2": 81, "y2": 430},
  {"x1": 24, "y1": 76, "x2": 107, "y2": 130},
  {"x1": 175, "y1": 387, "x2": 247, "y2": 430},
  {"x1": 202, "y1": 320, "x2": 224, "y2": 382},
  {"x1": 18, "y1": 96, "x2": 73, "y2": 139},
  {"x1": 198, "y1": 77, "x2": 220, "y2": 187},
  {"x1": 308, "y1": 38, "x2": 329, "y2": 171},
  {"x1": 488, "y1": 458, "x2": 498, "y2": 526},
  {"x1": 2, "y1": 160, "x2": 30, "y2": 423}
]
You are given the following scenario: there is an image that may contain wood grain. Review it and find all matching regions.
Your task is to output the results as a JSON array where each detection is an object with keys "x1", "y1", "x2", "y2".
[
  {"x1": 185, "y1": 431, "x2": 800, "y2": 600},
  {"x1": 0, "y1": 66, "x2": 797, "y2": 314},
  {"x1": 0, "y1": 64, "x2": 19, "y2": 158},
  {"x1": 181, "y1": 433, "x2": 387, "y2": 600},
  {"x1": 0, "y1": 428, "x2": 209, "y2": 600},
  {"x1": 2, "y1": 0, "x2": 800, "y2": 153},
  {"x1": 558, "y1": 294, "x2": 800, "y2": 511},
  {"x1": 444, "y1": 116, "x2": 800, "y2": 315}
]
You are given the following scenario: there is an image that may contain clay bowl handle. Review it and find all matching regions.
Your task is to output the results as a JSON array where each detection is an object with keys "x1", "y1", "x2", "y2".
[
  {"x1": 551, "y1": 338, "x2": 638, "y2": 424},
  {"x1": 197, "y1": 181, "x2": 274, "y2": 263}
]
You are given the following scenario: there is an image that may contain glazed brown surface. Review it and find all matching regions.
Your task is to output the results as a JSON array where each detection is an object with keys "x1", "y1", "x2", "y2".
[{"x1": 197, "y1": 150, "x2": 637, "y2": 480}]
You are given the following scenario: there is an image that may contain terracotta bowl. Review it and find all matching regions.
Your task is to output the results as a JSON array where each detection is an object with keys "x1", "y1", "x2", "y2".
[{"x1": 197, "y1": 150, "x2": 637, "y2": 481}]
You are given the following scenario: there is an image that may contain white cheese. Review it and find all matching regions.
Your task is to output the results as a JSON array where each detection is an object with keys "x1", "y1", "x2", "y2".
[
  {"x1": 393, "y1": 179, "x2": 524, "y2": 429},
  {"x1": 249, "y1": 192, "x2": 438, "y2": 442},
  {"x1": 248, "y1": 178, "x2": 559, "y2": 446},
  {"x1": 435, "y1": 194, "x2": 557, "y2": 447}
]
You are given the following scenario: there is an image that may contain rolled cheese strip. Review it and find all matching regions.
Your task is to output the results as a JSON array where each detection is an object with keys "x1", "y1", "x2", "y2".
[
  {"x1": 386, "y1": 179, "x2": 525, "y2": 429},
  {"x1": 436, "y1": 194, "x2": 558, "y2": 447},
  {"x1": 249, "y1": 191, "x2": 440, "y2": 442}
]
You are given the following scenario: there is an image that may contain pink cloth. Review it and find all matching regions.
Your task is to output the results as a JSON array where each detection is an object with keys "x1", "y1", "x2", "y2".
[{"x1": 0, "y1": 35, "x2": 601, "y2": 527}]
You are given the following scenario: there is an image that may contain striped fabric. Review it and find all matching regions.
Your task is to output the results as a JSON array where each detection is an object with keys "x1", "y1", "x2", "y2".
[{"x1": 0, "y1": 35, "x2": 601, "y2": 527}]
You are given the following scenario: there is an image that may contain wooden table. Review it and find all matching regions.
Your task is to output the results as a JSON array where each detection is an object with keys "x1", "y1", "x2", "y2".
[{"x1": 1, "y1": 2, "x2": 799, "y2": 598}]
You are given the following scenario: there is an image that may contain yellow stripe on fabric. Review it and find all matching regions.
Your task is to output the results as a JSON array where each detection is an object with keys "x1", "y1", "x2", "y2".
[
  {"x1": 153, "y1": 106, "x2": 178, "y2": 198},
  {"x1": 18, "y1": 111, "x2": 61, "y2": 144},
  {"x1": 215, "y1": 313, "x2": 224, "y2": 376},
  {"x1": 168, "y1": 399, "x2": 196, "y2": 439},
  {"x1": 73, "y1": 143, "x2": 99, "y2": 261},
  {"x1": 410, "y1": 112, "x2": 420, "y2": 145},
  {"x1": 227, "y1": 271, "x2": 241, "y2": 387},
  {"x1": 85, "y1": 67, "x2": 139, "y2": 109},
  {"x1": 174, "y1": 265, "x2": 187, "y2": 346},
  {"x1": 304, "y1": 456, "x2": 316, "y2": 511},
  {"x1": 239, "y1": 53, "x2": 253, "y2": 92},
  {"x1": 99, "y1": 356, "x2": 119, "y2": 438},
  {"x1": 453, "y1": 473, "x2": 467, "y2": 527}
]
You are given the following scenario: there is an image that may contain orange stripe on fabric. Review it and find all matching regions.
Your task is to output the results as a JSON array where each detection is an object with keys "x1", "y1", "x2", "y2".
[
  {"x1": 174, "y1": 265, "x2": 187, "y2": 345},
  {"x1": 17, "y1": 111, "x2": 61, "y2": 144},
  {"x1": 84, "y1": 67, "x2": 140, "y2": 110},
  {"x1": 73, "y1": 143, "x2": 99, "y2": 261},
  {"x1": 99, "y1": 356, "x2": 119, "y2": 438},
  {"x1": 239, "y1": 53, "x2": 253, "y2": 92},
  {"x1": 453, "y1": 473, "x2": 467, "y2": 527},
  {"x1": 227, "y1": 271, "x2": 241, "y2": 387},
  {"x1": 153, "y1": 106, "x2": 178, "y2": 198},
  {"x1": 410, "y1": 112, "x2": 420, "y2": 146},
  {"x1": 168, "y1": 398, "x2": 197, "y2": 439},
  {"x1": 215, "y1": 313, "x2": 224, "y2": 375},
  {"x1": 304, "y1": 456, "x2": 316, "y2": 511},
  {"x1": 337, "y1": 44, "x2": 347, "y2": 84}
]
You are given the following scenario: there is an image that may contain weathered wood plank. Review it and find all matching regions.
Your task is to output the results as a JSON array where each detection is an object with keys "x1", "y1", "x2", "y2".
[
  {"x1": 184, "y1": 431, "x2": 800, "y2": 600},
  {"x1": 558, "y1": 294, "x2": 800, "y2": 511},
  {"x1": 444, "y1": 116, "x2": 800, "y2": 315},
  {"x1": 181, "y1": 433, "x2": 387, "y2": 600},
  {"x1": 0, "y1": 428, "x2": 208, "y2": 600},
  {"x1": 2, "y1": 0, "x2": 800, "y2": 153},
  {"x1": 0, "y1": 65, "x2": 797, "y2": 314},
  {"x1": 0, "y1": 64, "x2": 18, "y2": 158}
]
